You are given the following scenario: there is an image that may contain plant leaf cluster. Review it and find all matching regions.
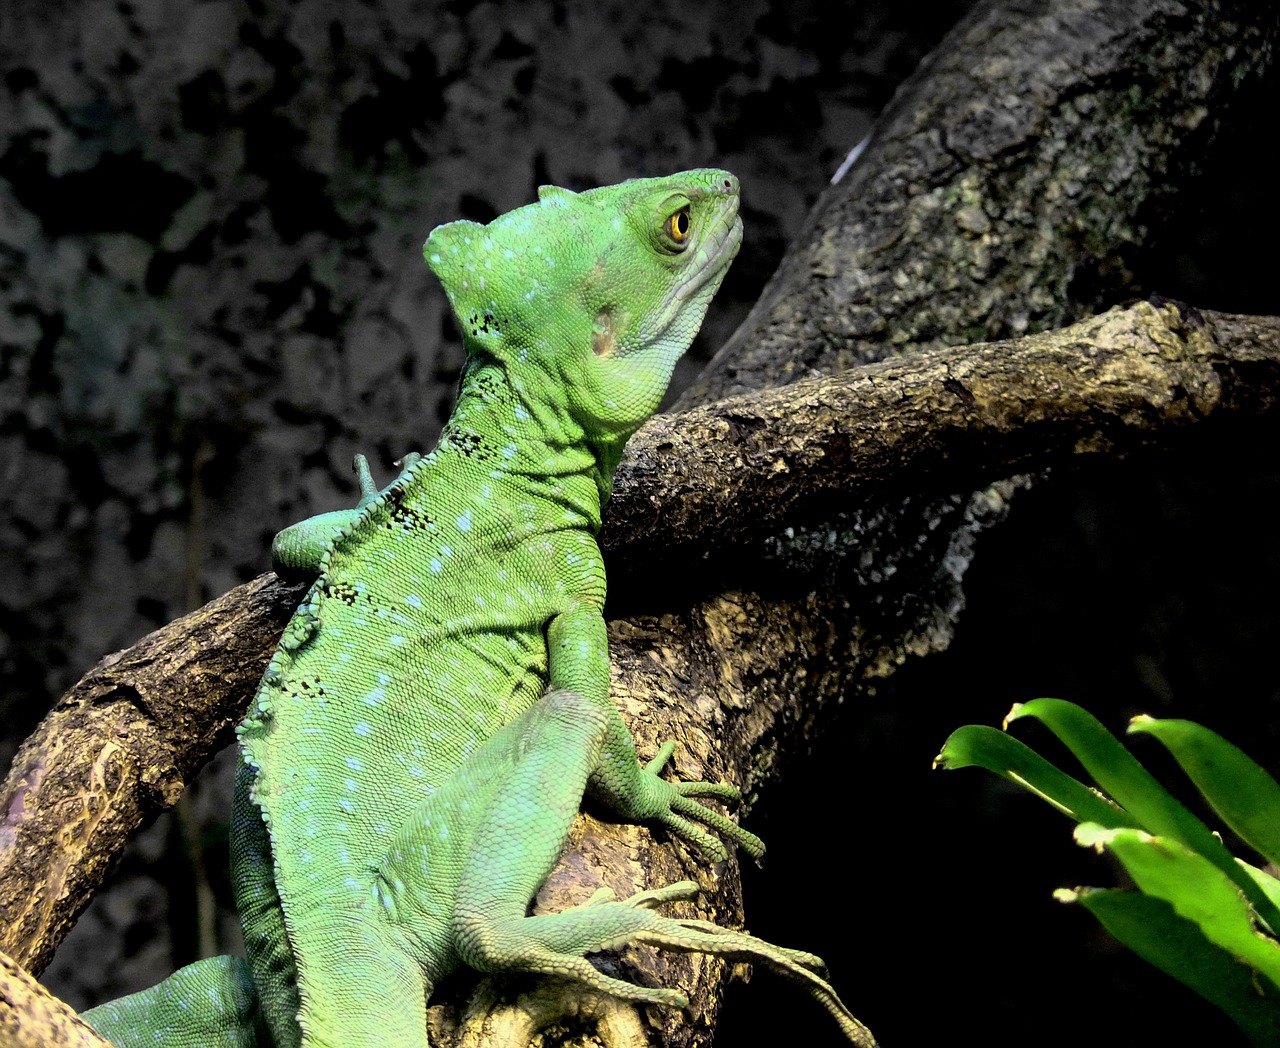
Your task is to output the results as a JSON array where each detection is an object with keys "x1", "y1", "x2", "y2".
[{"x1": 936, "y1": 699, "x2": 1280, "y2": 1044}]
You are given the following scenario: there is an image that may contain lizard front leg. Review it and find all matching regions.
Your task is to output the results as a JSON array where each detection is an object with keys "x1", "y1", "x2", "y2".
[
  {"x1": 271, "y1": 453, "x2": 421, "y2": 576},
  {"x1": 546, "y1": 604, "x2": 764, "y2": 861}
]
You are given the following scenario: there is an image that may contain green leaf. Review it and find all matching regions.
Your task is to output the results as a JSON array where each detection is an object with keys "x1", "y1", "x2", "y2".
[
  {"x1": 1130, "y1": 716, "x2": 1280, "y2": 868},
  {"x1": 1007, "y1": 699, "x2": 1280, "y2": 934},
  {"x1": 1241, "y1": 860, "x2": 1280, "y2": 922},
  {"x1": 1062, "y1": 887, "x2": 1280, "y2": 1046},
  {"x1": 1074, "y1": 824, "x2": 1280, "y2": 993},
  {"x1": 934, "y1": 724, "x2": 1136, "y2": 829}
]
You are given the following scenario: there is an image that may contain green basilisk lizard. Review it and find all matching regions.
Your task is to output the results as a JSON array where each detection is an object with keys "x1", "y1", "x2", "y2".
[{"x1": 82, "y1": 170, "x2": 875, "y2": 1047}]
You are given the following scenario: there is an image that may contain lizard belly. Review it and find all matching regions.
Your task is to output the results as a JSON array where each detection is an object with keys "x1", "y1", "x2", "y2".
[{"x1": 237, "y1": 434, "x2": 608, "y2": 1039}]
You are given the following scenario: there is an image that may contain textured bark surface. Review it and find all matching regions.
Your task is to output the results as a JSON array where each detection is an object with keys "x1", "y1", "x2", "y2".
[
  {"x1": 0, "y1": 950, "x2": 112, "y2": 1048},
  {"x1": 0, "y1": 575, "x2": 302, "y2": 974},
  {"x1": 685, "y1": 0, "x2": 1276, "y2": 401}
]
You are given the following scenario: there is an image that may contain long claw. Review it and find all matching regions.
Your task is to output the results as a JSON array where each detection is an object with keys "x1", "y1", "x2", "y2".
[
  {"x1": 656, "y1": 811, "x2": 731, "y2": 862},
  {"x1": 621, "y1": 881, "x2": 699, "y2": 910},
  {"x1": 674, "y1": 780, "x2": 741, "y2": 802},
  {"x1": 669, "y1": 794, "x2": 765, "y2": 859},
  {"x1": 629, "y1": 917, "x2": 876, "y2": 1046},
  {"x1": 637, "y1": 740, "x2": 766, "y2": 862}
]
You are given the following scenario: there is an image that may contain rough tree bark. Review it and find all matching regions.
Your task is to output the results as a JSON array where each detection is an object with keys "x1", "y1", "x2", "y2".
[
  {"x1": 685, "y1": 0, "x2": 1272, "y2": 400},
  {"x1": 1, "y1": 0, "x2": 1276, "y2": 1045}
]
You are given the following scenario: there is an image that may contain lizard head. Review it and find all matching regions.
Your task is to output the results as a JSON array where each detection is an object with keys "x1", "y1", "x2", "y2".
[{"x1": 424, "y1": 169, "x2": 741, "y2": 444}]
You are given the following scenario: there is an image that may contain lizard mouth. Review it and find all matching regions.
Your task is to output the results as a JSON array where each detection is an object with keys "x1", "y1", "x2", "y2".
[
  {"x1": 592, "y1": 208, "x2": 740, "y2": 362},
  {"x1": 628, "y1": 205, "x2": 741, "y2": 356},
  {"x1": 673, "y1": 210, "x2": 743, "y2": 305}
]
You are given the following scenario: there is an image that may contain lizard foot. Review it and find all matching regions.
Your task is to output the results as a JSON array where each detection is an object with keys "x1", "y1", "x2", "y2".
[
  {"x1": 627, "y1": 740, "x2": 766, "y2": 863},
  {"x1": 456, "y1": 882, "x2": 877, "y2": 1046},
  {"x1": 625, "y1": 909, "x2": 875, "y2": 1045}
]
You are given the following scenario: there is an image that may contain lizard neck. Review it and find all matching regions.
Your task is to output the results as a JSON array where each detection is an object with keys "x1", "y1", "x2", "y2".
[{"x1": 442, "y1": 355, "x2": 624, "y2": 514}]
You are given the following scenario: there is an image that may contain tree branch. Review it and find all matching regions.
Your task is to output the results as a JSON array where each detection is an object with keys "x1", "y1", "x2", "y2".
[
  {"x1": 0, "y1": 575, "x2": 304, "y2": 974},
  {"x1": 606, "y1": 302, "x2": 1280, "y2": 574}
]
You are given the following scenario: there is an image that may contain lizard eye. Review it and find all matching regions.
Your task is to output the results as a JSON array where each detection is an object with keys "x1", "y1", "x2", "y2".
[{"x1": 664, "y1": 207, "x2": 692, "y2": 248}]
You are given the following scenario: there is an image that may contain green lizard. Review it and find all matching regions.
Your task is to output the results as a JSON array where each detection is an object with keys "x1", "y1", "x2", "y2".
[{"x1": 82, "y1": 170, "x2": 875, "y2": 1047}]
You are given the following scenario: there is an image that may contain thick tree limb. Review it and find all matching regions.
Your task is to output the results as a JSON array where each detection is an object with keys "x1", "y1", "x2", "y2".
[
  {"x1": 606, "y1": 302, "x2": 1280, "y2": 575},
  {"x1": 0, "y1": 951, "x2": 112, "y2": 1048}
]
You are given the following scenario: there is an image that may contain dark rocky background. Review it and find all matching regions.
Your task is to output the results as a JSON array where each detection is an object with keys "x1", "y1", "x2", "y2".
[{"x1": 2, "y1": 1, "x2": 1277, "y2": 1045}]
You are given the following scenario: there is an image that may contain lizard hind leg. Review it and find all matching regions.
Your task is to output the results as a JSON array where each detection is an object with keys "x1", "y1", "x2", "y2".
[
  {"x1": 420, "y1": 690, "x2": 689, "y2": 1007},
  {"x1": 425, "y1": 690, "x2": 876, "y2": 1045},
  {"x1": 465, "y1": 877, "x2": 877, "y2": 1046}
]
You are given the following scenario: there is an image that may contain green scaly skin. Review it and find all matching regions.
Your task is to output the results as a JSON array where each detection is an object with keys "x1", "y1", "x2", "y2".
[{"x1": 83, "y1": 170, "x2": 875, "y2": 1047}]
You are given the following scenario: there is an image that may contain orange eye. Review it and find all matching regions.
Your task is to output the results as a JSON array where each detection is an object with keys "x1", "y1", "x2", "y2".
[{"x1": 666, "y1": 208, "x2": 691, "y2": 244}]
